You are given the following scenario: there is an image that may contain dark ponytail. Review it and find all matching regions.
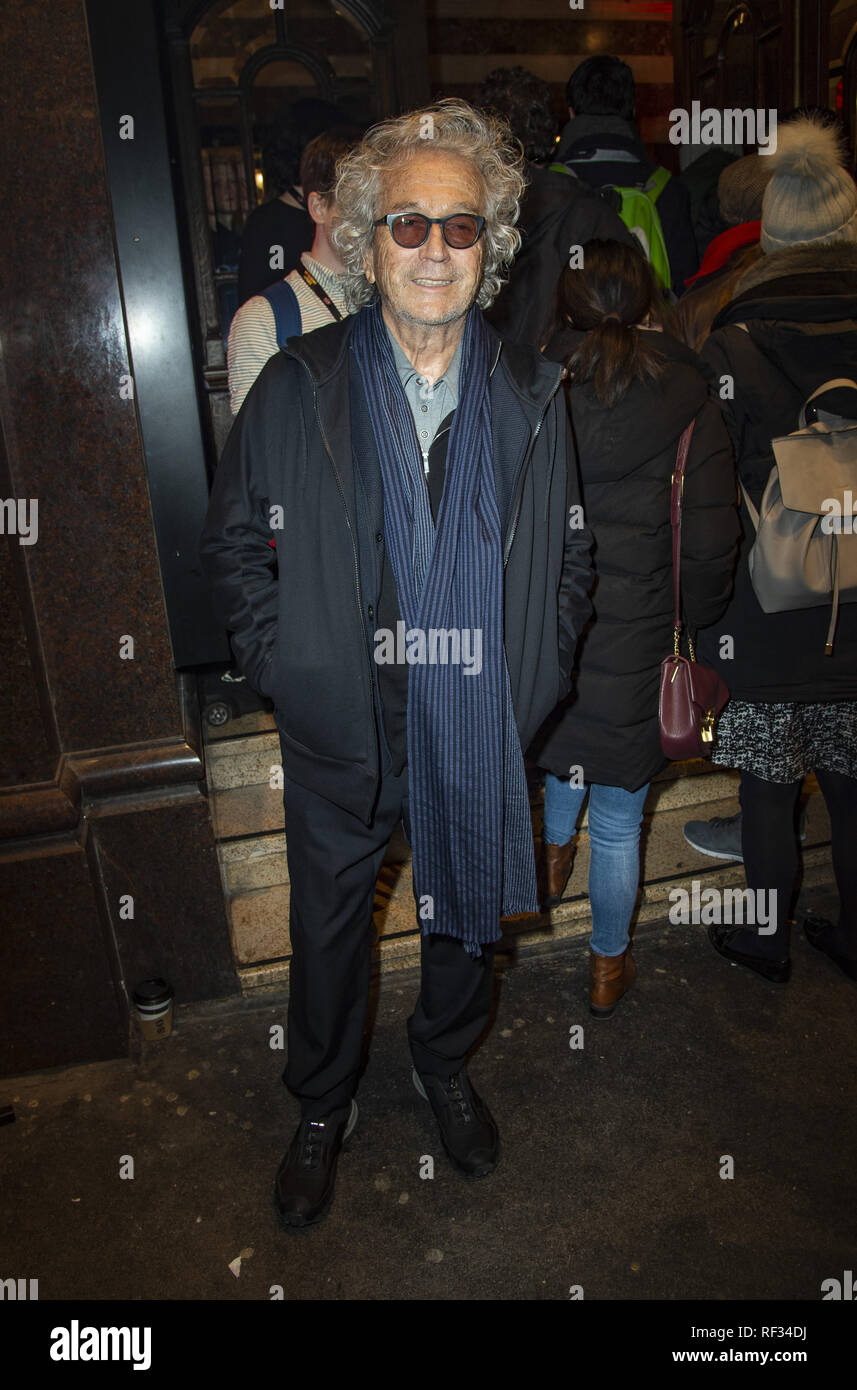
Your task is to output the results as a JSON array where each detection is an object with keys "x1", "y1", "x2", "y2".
[{"x1": 557, "y1": 239, "x2": 667, "y2": 407}]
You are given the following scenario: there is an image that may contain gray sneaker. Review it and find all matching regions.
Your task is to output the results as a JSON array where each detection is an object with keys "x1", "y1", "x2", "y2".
[
  {"x1": 683, "y1": 808, "x2": 807, "y2": 861},
  {"x1": 683, "y1": 811, "x2": 743, "y2": 861}
]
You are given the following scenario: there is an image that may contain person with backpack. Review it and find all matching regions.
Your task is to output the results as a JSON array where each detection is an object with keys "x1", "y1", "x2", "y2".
[
  {"x1": 228, "y1": 129, "x2": 357, "y2": 415},
  {"x1": 555, "y1": 55, "x2": 698, "y2": 299},
  {"x1": 534, "y1": 239, "x2": 740, "y2": 1017},
  {"x1": 690, "y1": 117, "x2": 857, "y2": 984},
  {"x1": 476, "y1": 65, "x2": 634, "y2": 348}
]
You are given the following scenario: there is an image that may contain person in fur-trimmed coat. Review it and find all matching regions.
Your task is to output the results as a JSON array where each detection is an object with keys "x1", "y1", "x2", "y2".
[{"x1": 691, "y1": 118, "x2": 857, "y2": 986}]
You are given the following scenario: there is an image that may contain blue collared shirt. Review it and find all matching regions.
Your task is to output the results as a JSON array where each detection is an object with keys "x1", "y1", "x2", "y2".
[{"x1": 387, "y1": 327, "x2": 462, "y2": 470}]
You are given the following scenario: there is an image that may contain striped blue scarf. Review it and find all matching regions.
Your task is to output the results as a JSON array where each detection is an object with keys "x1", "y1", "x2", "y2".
[{"x1": 352, "y1": 300, "x2": 537, "y2": 953}]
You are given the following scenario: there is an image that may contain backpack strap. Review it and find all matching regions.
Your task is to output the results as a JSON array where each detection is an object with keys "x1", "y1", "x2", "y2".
[
  {"x1": 260, "y1": 279, "x2": 301, "y2": 347},
  {"x1": 799, "y1": 378, "x2": 857, "y2": 428},
  {"x1": 644, "y1": 167, "x2": 671, "y2": 203},
  {"x1": 739, "y1": 480, "x2": 760, "y2": 532}
]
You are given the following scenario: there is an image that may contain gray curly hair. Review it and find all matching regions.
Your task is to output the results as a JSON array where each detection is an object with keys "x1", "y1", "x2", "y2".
[{"x1": 331, "y1": 98, "x2": 526, "y2": 312}]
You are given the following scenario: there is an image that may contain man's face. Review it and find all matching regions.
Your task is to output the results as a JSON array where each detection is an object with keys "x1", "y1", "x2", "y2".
[{"x1": 364, "y1": 149, "x2": 486, "y2": 329}]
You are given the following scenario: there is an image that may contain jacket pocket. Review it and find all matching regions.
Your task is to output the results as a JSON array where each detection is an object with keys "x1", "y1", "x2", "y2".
[{"x1": 251, "y1": 641, "x2": 278, "y2": 698}]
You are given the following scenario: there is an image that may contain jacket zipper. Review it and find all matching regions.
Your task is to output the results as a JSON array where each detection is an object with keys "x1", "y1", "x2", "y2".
[
  {"x1": 503, "y1": 368, "x2": 563, "y2": 569},
  {"x1": 296, "y1": 355, "x2": 380, "y2": 749},
  {"x1": 420, "y1": 342, "x2": 501, "y2": 474}
]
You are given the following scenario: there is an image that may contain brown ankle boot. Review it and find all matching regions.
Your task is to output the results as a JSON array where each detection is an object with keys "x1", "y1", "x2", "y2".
[
  {"x1": 539, "y1": 838, "x2": 575, "y2": 907},
  {"x1": 589, "y1": 947, "x2": 636, "y2": 1018}
]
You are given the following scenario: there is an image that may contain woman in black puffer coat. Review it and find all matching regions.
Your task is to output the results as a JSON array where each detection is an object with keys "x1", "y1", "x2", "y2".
[
  {"x1": 692, "y1": 118, "x2": 857, "y2": 985},
  {"x1": 533, "y1": 239, "x2": 741, "y2": 1017}
]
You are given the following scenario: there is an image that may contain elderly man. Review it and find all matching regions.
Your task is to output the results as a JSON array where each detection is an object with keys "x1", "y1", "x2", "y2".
[{"x1": 200, "y1": 100, "x2": 592, "y2": 1228}]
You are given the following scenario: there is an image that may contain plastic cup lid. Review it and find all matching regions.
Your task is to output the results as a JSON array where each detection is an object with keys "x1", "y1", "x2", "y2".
[{"x1": 131, "y1": 978, "x2": 174, "y2": 1006}]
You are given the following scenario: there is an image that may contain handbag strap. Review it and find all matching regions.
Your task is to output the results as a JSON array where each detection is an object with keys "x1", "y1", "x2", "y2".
[{"x1": 670, "y1": 418, "x2": 697, "y2": 645}]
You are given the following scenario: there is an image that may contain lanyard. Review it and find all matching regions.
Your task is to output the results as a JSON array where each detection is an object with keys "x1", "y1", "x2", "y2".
[{"x1": 299, "y1": 266, "x2": 344, "y2": 322}]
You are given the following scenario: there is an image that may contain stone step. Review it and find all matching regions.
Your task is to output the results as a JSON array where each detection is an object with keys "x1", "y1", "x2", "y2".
[
  {"x1": 205, "y1": 731, "x2": 282, "y2": 791},
  {"x1": 224, "y1": 786, "x2": 833, "y2": 982},
  {"x1": 205, "y1": 717, "x2": 737, "y2": 796},
  {"x1": 220, "y1": 832, "x2": 288, "y2": 893},
  {"x1": 236, "y1": 855, "x2": 838, "y2": 992},
  {"x1": 209, "y1": 762, "x2": 744, "y2": 865},
  {"x1": 205, "y1": 709, "x2": 276, "y2": 741},
  {"x1": 210, "y1": 780, "x2": 285, "y2": 841},
  {"x1": 213, "y1": 770, "x2": 746, "y2": 897},
  {"x1": 203, "y1": 709, "x2": 835, "y2": 988}
]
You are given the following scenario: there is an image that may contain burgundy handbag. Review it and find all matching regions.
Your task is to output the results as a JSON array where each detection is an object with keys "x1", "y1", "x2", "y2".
[{"x1": 659, "y1": 419, "x2": 730, "y2": 760}]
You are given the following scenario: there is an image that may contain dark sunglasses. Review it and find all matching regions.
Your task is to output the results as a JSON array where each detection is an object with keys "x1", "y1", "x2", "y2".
[{"x1": 374, "y1": 212, "x2": 485, "y2": 249}]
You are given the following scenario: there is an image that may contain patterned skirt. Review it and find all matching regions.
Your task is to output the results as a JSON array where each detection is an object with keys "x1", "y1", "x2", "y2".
[{"x1": 711, "y1": 699, "x2": 857, "y2": 783}]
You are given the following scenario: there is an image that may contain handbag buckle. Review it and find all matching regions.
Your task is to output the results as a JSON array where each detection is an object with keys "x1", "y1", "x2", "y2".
[{"x1": 700, "y1": 711, "x2": 716, "y2": 743}]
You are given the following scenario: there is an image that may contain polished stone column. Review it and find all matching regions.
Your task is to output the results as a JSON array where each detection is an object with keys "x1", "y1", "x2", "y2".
[{"x1": 0, "y1": 0, "x2": 238, "y2": 1078}]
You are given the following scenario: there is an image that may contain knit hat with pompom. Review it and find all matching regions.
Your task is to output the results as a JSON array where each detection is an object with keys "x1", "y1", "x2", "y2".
[{"x1": 760, "y1": 117, "x2": 857, "y2": 251}]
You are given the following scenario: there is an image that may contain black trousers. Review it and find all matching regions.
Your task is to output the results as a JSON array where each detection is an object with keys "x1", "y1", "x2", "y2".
[
  {"x1": 739, "y1": 767, "x2": 857, "y2": 947},
  {"x1": 280, "y1": 752, "x2": 495, "y2": 1120}
]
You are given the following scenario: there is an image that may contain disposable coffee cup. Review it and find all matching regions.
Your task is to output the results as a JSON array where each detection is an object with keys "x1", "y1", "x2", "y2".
[{"x1": 132, "y1": 978, "x2": 174, "y2": 1040}]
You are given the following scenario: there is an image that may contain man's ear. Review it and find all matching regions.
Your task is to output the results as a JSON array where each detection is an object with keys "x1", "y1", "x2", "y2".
[
  {"x1": 362, "y1": 246, "x2": 375, "y2": 285},
  {"x1": 568, "y1": 105, "x2": 574, "y2": 119}
]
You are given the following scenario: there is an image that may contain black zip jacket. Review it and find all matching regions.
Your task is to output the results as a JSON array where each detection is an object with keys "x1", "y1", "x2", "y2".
[{"x1": 199, "y1": 312, "x2": 594, "y2": 823}]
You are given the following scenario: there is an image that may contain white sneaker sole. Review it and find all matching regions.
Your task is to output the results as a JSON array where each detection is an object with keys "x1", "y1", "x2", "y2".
[{"x1": 682, "y1": 832, "x2": 743, "y2": 862}]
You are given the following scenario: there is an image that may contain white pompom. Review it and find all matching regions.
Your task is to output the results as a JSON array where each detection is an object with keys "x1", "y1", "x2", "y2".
[{"x1": 770, "y1": 118, "x2": 844, "y2": 177}]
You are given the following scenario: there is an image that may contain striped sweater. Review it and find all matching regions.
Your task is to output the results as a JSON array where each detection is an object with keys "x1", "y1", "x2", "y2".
[{"x1": 227, "y1": 252, "x2": 350, "y2": 414}]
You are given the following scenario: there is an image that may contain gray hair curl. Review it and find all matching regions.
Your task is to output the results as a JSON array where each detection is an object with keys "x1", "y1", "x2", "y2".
[{"x1": 331, "y1": 99, "x2": 526, "y2": 312}]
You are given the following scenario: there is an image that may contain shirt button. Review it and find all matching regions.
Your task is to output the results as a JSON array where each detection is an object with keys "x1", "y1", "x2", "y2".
[
  {"x1": 367, "y1": 605, "x2": 374, "y2": 619},
  {"x1": 375, "y1": 532, "x2": 383, "y2": 544},
  {"x1": 420, "y1": 404, "x2": 428, "y2": 413},
  {"x1": 420, "y1": 430, "x2": 428, "y2": 438}
]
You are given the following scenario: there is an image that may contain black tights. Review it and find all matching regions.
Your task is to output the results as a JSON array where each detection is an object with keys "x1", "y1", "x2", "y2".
[{"x1": 738, "y1": 767, "x2": 857, "y2": 956}]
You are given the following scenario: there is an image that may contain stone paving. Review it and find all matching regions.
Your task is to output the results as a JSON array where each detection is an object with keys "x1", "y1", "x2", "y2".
[{"x1": 2, "y1": 882, "x2": 854, "y2": 1302}]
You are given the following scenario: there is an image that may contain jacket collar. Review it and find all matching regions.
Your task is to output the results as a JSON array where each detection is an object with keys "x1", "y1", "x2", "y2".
[
  {"x1": 556, "y1": 113, "x2": 647, "y2": 164},
  {"x1": 732, "y1": 240, "x2": 857, "y2": 297},
  {"x1": 712, "y1": 241, "x2": 857, "y2": 329},
  {"x1": 282, "y1": 303, "x2": 562, "y2": 415}
]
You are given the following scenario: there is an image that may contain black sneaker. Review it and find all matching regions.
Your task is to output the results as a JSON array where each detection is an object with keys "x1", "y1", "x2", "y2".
[
  {"x1": 273, "y1": 1099, "x2": 357, "y2": 1229},
  {"x1": 412, "y1": 1068, "x2": 499, "y2": 1179}
]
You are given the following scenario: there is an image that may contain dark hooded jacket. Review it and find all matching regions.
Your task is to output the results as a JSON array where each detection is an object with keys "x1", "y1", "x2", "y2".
[
  {"x1": 696, "y1": 241, "x2": 857, "y2": 702},
  {"x1": 532, "y1": 329, "x2": 740, "y2": 790},
  {"x1": 199, "y1": 310, "x2": 594, "y2": 824},
  {"x1": 554, "y1": 113, "x2": 698, "y2": 298},
  {"x1": 485, "y1": 163, "x2": 634, "y2": 349}
]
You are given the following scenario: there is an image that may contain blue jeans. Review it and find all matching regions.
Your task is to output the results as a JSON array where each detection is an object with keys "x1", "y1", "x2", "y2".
[{"x1": 543, "y1": 774, "x2": 650, "y2": 956}]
